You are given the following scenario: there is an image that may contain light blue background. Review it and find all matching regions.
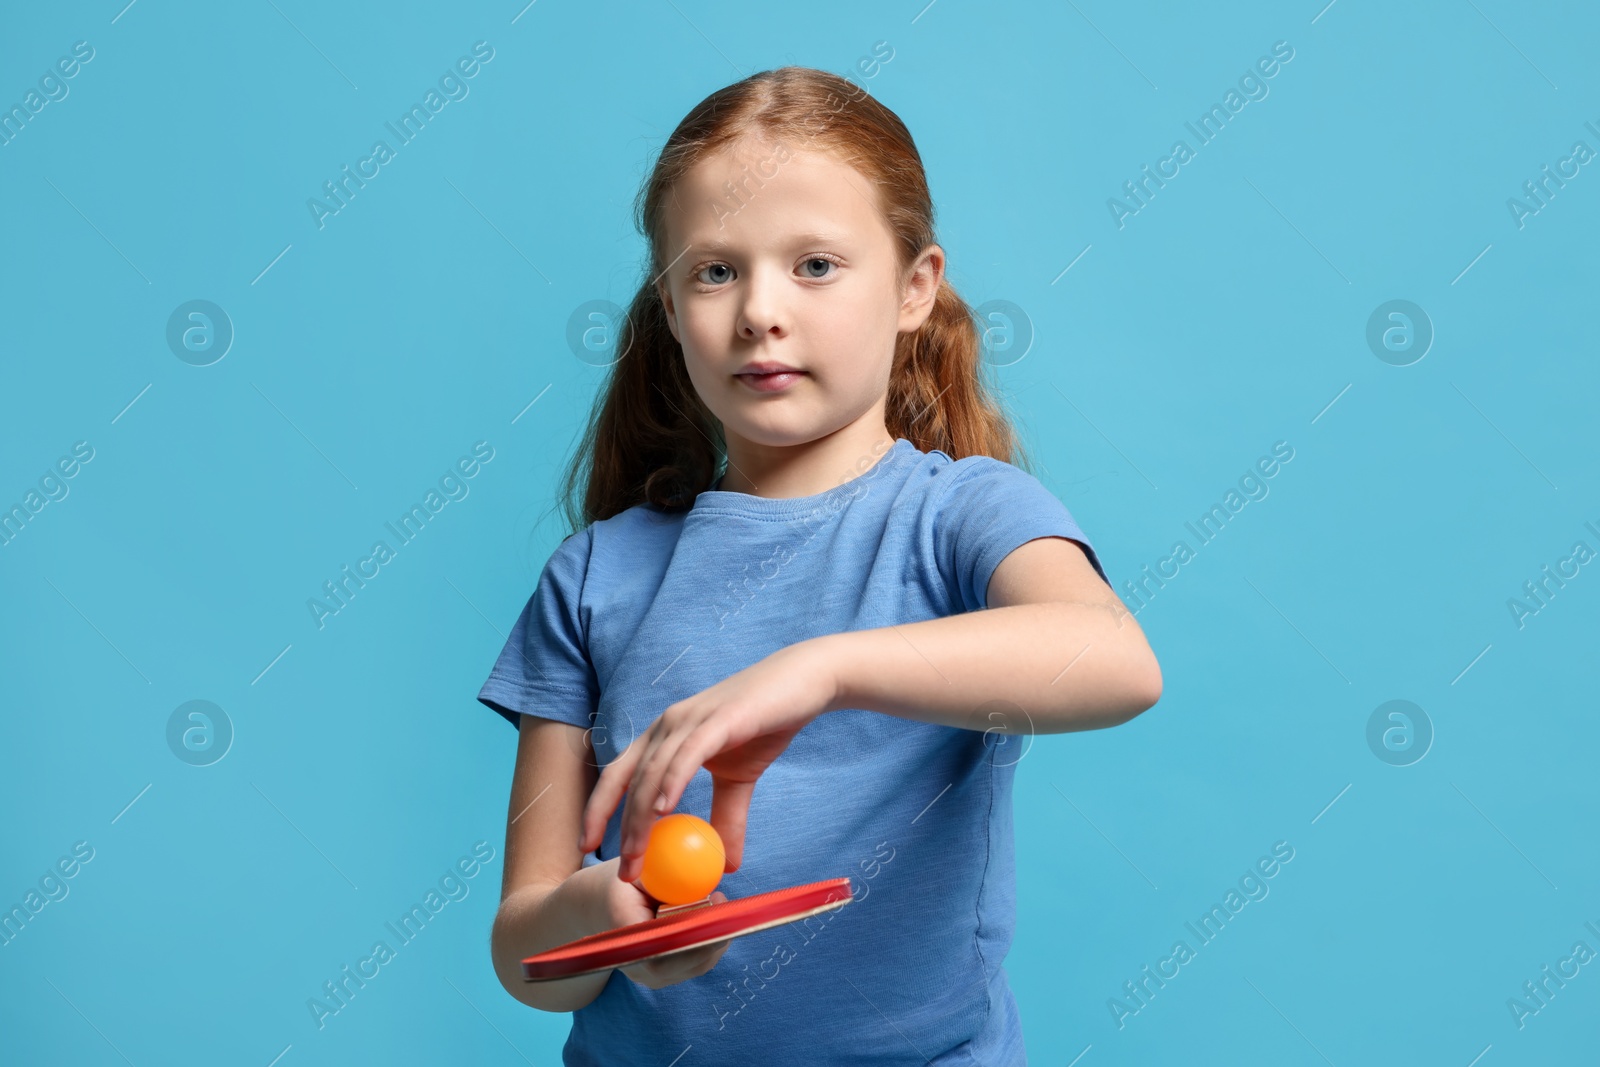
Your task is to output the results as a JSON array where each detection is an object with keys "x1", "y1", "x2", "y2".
[{"x1": 2, "y1": 1, "x2": 1596, "y2": 1064}]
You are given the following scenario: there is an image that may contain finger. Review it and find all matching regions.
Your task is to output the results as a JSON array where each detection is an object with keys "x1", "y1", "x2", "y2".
[
  {"x1": 698, "y1": 932, "x2": 735, "y2": 969},
  {"x1": 580, "y1": 738, "x2": 641, "y2": 852},
  {"x1": 605, "y1": 726, "x2": 670, "y2": 858},
  {"x1": 621, "y1": 716, "x2": 725, "y2": 880},
  {"x1": 619, "y1": 732, "x2": 685, "y2": 880},
  {"x1": 623, "y1": 944, "x2": 712, "y2": 990},
  {"x1": 654, "y1": 720, "x2": 726, "y2": 817},
  {"x1": 692, "y1": 939, "x2": 732, "y2": 977},
  {"x1": 709, "y1": 776, "x2": 755, "y2": 872},
  {"x1": 577, "y1": 751, "x2": 620, "y2": 852},
  {"x1": 657, "y1": 935, "x2": 732, "y2": 983},
  {"x1": 619, "y1": 960, "x2": 660, "y2": 989}
]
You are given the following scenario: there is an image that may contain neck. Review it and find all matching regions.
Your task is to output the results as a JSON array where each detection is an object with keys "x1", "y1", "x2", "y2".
[{"x1": 718, "y1": 426, "x2": 897, "y2": 499}]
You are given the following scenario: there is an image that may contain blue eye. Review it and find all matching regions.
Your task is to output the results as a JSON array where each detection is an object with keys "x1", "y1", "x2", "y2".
[
  {"x1": 691, "y1": 255, "x2": 840, "y2": 287},
  {"x1": 802, "y1": 257, "x2": 834, "y2": 278}
]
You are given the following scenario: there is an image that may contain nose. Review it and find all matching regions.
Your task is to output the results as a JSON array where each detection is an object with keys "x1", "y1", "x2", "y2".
[{"x1": 736, "y1": 264, "x2": 786, "y2": 341}]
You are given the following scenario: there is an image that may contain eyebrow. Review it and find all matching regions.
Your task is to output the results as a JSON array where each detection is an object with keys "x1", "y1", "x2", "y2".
[{"x1": 686, "y1": 231, "x2": 851, "y2": 255}]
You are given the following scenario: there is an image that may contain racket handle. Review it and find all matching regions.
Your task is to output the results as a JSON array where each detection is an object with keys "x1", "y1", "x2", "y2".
[
  {"x1": 654, "y1": 896, "x2": 716, "y2": 918},
  {"x1": 633, "y1": 876, "x2": 716, "y2": 918}
]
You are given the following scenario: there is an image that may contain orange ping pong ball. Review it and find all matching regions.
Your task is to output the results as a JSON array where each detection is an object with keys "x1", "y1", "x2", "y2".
[{"x1": 638, "y1": 814, "x2": 725, "y2": 905}]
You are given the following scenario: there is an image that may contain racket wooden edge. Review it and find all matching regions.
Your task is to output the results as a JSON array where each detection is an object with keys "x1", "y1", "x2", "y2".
[{"x1": 521, "y1": 894, "x2": 852, "y2": 982}]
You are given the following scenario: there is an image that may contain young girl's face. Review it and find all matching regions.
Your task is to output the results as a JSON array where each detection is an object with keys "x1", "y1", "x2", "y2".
[{"x1": 655, "y1": 135, "x2": 940, "y2": 453}]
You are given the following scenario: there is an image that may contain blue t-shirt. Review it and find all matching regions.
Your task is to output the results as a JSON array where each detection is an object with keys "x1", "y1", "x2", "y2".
[{"x1": 477, "y1": 437, "x2": 1108, "y2": 1066}]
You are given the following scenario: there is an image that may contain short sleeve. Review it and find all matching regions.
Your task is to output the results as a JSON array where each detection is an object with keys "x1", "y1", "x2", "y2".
[
  {"x1": 933, "y1": 456, "x2": 1111, "y2": 612},
  {"x1": 476, "y1": 527, "x2": 600, "y2": 730}
]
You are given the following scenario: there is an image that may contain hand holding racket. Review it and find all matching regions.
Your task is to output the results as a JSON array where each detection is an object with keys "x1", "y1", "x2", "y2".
[
  {"x1": 524, "y1": 844, "x2": 851, "y2": 982},
  {"x1": 569, "y1": 856, "x2": 734, "y2": 989}
]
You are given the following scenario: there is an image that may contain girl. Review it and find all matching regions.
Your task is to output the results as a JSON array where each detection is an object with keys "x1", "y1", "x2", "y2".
[{"x1": 478, "y1": 66, "x2": 1162, "y2": 1066}]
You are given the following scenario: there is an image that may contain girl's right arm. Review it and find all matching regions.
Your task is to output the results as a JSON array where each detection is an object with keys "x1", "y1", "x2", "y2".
[
  {"x1": 490, "y1": 715, "x2": 731, "y2": 1013},
  {"x1": 490, "y1": 715, "x2": 611, "y2": 1012}
]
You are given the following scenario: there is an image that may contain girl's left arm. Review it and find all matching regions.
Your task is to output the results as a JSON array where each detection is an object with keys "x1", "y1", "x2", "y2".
[
  {"x1": 583, "y1": 536, "x2": 1162, "y2": 883},
  {"x1": 815, "y1": 535, "x2": 1161, "y2": 735}
]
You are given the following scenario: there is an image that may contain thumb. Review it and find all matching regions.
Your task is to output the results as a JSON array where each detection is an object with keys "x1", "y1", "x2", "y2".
[{"x1": 708, "y1": 776, "x2": 755, "y2": 872}]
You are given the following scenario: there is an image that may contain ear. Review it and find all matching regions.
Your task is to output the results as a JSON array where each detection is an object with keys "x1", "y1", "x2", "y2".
[
  {"x1": 897, "y1": 244, "x2": 944, "y2": 335},
  {"x1": 657, "y1": 280, "x2": 681, "y2": 344}
]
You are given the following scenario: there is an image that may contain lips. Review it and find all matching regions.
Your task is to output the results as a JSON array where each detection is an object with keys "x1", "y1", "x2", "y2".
[
  {"x1": 736, "y1": 361, "x2": 803, "y2": 376},
  {"x1": 735, "y1": 369, "x2": 806, "y2": 393}
]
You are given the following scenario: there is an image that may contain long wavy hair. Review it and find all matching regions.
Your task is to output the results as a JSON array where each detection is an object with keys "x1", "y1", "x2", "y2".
[{"x1": 555, "y1": 65, "x2": 1032, "y2": 534}]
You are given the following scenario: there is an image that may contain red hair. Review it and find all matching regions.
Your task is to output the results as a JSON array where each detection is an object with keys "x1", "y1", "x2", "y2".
[{"x1": 555, "y1": 66, "x2": 1032, "y2": 533}]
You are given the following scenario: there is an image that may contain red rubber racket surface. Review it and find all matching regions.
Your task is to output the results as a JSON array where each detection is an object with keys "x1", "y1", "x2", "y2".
[{"x1": 522, "y1": 876, "x2": 854, "y2": 981}]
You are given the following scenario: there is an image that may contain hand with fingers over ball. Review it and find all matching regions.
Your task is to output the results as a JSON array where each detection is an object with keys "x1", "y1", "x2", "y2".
[{"x1": 576, "y1": 640, "x2": 839, "y2": 887}]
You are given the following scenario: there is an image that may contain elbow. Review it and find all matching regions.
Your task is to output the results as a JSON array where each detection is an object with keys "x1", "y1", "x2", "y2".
[
  {"x1": 1113, "y1": 656, "x2": 1163, "y2": 727},
  {"x1": 491, "y1": 892, "x2": 606, "y2": 1015},
  {"x1": 490, "y1": 904, "x2": 555, "y2": 1013},
  {"x1": 489, "y1": 913, "x2": 532, "y2": 1008},
  {"x1": 1133, "y1": 657, "x2": 1163, "y2": 716}
]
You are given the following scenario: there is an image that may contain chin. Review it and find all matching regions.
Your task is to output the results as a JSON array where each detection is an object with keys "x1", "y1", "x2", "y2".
[{"x1": 719, "y1": 418, "x2": 825, "y2": 450}]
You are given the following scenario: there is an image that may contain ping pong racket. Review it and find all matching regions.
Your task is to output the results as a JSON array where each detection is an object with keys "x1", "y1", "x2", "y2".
[{"x1": 522, "y1": 876, "x2": 855, "y2": 981}]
